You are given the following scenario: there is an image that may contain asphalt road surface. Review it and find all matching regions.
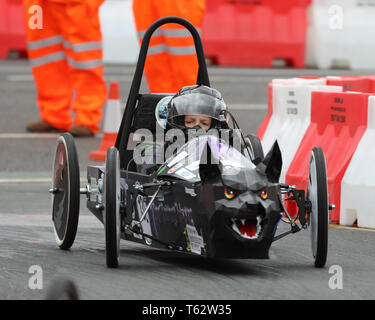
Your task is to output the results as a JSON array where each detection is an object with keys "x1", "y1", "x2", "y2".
[{"x1": 1, "y1": 59, "x2": 375, "y2": 301}]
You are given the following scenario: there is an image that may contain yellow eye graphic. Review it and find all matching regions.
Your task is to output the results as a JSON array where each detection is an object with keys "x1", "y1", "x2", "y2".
[
  {"x1": 259, "y1": 188, "x2": 268, "y2": 200},
  {"x1": 224, "y1": 188, "x2": 236, "y2": 200}
]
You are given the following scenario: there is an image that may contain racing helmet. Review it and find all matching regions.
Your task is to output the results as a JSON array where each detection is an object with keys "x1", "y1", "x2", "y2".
[{"x1": 166, "y1": 85, "x2": 228, "y2": 130}]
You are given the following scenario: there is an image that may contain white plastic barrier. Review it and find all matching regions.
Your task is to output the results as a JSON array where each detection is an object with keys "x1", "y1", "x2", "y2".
[
  {"x1": 310, "y1": 0, "x2": 375, "y2": 69},
  {"x1": 99, "y1": 0, "x2": 139, "y2": 64},
  {"x1": 261, "y1": 84, "x2": 342, "y2": 183},
  {"x1": 272, "y1": 77, "x2": 327, "y2": 86},
  {"x1": 340, "y1": 96, "x2": 375, "y2": 228},
  {"x1": 262, "y1": 77, "x2": 330, "y2": 156},
  {"x1": 260, "y1": 77, "x2": 329, "y2": 181}
]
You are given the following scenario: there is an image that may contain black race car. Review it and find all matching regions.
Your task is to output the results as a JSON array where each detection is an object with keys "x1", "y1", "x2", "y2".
[{"x1": 50, "y1": 17, "x2": 330, "y2": 268}]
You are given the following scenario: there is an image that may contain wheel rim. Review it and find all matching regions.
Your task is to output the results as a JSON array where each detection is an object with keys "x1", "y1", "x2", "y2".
[
  {"x1": 308, "y1": 152, "x2": 318, "y2": 258},
  {"x1": 52, "y1": 139, "x2": 70, "y2": 244},
  {"x1": 244, "y1": 134, "x2": 264, "y2": 163},
  {"x1": 308, "y1": 147, "x2": 328, "y2": 268},
  {"x1": 115, "y1": 151, "x2": 121, "y2": 259},
  {"x1": 51, "y1": 133, "x2": 80, "y2": 250},
  {"x1": 104, "y1": 148, "x2": 121, "y2": 266}
]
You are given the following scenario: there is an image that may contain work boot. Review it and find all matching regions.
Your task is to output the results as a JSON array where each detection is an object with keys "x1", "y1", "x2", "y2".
[
  {"x1": 26, "y1": 120, "x2": 63, "y2": 133},
  {"x1": 69, "y1": 125, "x2": 94, "y2": 137}
]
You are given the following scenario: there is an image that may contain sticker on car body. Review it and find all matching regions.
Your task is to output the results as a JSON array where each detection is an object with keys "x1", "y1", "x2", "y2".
[
  {"x1": 185, "y1": 224, "x2": 204, "y2": 255},
  {"x1": 167, "y1": 162, "x2": 183, "y2": 174},
  {"x1": 175, "y1": 168, "x2": 196, "y2": 180}
]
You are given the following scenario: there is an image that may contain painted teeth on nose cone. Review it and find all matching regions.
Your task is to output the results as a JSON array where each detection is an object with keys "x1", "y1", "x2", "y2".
[{"x1": 231, "y1": 216, "x2": 262, "y2": 240}]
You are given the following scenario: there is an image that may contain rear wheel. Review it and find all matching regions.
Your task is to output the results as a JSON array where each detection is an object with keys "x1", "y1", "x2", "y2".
[
  {"x1": 51, "y1": 133, "x2": 80, "y2": 250},
  {"x1": 307, "y1": 147, "x2": 328, "y2": 268},
  {"x1": 244, "y1": 133, "x2": 264, "y2": 163},
  {"x1": 104, "y1": 147, "x2": 121, "y2": 268}
]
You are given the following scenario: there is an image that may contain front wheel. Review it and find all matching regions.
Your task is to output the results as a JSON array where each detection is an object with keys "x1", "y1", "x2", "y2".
[
  {"x1": 244, "y1": 133, "x2": 264, "y2": 163},
  {"x1": 307, "y1": 147, "x2": 328, "y2": 268},
  {"x1": 103, "y1": 147, "x2": 121, "y2": 268},
  {"x1": 51, "y1": 133, "x2": 80, "y2": 250}
]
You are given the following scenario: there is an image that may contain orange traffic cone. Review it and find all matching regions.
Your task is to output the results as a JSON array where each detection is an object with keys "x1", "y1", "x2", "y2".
[{"x1": 89, "y1": 82, "x2": 122, "y2": 161}]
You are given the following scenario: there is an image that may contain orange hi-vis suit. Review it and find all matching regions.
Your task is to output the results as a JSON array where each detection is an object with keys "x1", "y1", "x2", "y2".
[
  {"x1": 132, "y1": 0, "x2": 206, "y2": 93},
  {"x1": 24, "y1": 0, "x2": 107, "y2": 134}
]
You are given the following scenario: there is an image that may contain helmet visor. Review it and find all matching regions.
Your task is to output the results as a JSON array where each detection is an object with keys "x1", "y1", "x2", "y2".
[{"x1": 168, "y1": 92, "x2": 226, "y2": 121}]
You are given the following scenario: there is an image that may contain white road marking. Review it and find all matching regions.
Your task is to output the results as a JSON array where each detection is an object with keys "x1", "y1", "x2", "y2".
[
  {"x1": 0, "y1": 133, "x2": 61, "y2": 139},
  {"x1": 0, "y1": 171, "x2": 88, "y2": 184},
  {"x1": 0, "y1": 177, "x2": 87, "y2": 184},
  {"x1": 0, "y1": 178, "x2": 52, "y2": 184},
  {"x1": 7, "y1": 74, "x2": 34, "y2": 81},
  {"x1": 7, "y1": 73, "x2": 274, "y2": 83},
  {"x1": 2, "y1": 63, "x2": 366, "y2": 76},
  {"x1": 0, "y1": 213, "x2": 102, "y2": 228},
  {"x1": 0, "y1": 133, "x2": 103, "y2": 139}
]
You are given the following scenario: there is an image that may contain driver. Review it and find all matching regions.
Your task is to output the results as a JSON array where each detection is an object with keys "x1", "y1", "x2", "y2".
[
  {"x1": 183, "y1": 114, "x2": 212, "y2": 131},
  {"x1": 165, "y1": 84, "x2": 228, "y2": 132},
  {"x1": 136, "y1": 85, "x2": 228, "y2": 174}
]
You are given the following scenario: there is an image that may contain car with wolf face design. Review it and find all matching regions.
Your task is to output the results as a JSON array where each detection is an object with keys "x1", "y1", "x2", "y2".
[{"x1": 50, "y1": 17, "x2": 331, "y2": 268}]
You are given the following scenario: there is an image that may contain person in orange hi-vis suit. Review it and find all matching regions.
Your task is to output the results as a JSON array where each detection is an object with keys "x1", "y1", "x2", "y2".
[
  {"x1": 132, "y1": 0, "x2": 205, "y2": 93},
  {"x1": 24, "y1": 0, "x2": 107, "y2": 137}
]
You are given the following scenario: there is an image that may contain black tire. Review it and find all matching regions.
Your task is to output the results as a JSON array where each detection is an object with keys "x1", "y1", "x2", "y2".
[
  {"x1": 307, "y1": 147, "x2": 328, "y2": 268},
  {"x1": 244, "y1": 133, "x2": 264, "y2": 163},
  {"x1": 104, "y1": 147, "x2": 121, "y2": 268},
  {"x1": 51, "y1": 133, "x2": 80, "y2": 250},
  {"x1": 45, "y1": 277, "x2": 79, "y2": 300}
]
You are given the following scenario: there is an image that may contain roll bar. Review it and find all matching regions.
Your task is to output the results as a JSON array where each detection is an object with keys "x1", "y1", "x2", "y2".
[{"x1": 115, "y1": 16, "x2": 211, "y2": 168}]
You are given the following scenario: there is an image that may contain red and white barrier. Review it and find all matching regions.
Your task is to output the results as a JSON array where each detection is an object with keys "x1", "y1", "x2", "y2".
[
  {"x1": 326, "y1": 76, "x2": 373, "y2": 93},
  {"x1": 340, "y1": 96, "x2": 375, "y2": 228},
  {"x1": 272, "y1": 77, "x2": 327, "y2": 86},
  {"x1": 309, "y1": 0, "x2": 375, "y2": 69},
  {"x1": 261, "y1": 84, "x2": 342, "y2": 183},
  {"x1": 201, "y1": 0, "x2": 310, "y2": 67},
  {"x1": 285, "y1": 91, "x2": 370, "y2": 222},
  {"x1": 0, "y1": 0, "x2": 27, "y2": 58},
  {"x1": 257, "y1": 77, "x2": 328, "y2": 141},
  {"x1": 367, "y1": 76, "x2": 375, "y2": 93}
]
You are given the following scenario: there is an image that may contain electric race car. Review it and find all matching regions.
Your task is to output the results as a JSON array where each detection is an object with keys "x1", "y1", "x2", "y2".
[{"x1": 50, "y1": 17, "x2": 330, "y2": 268}]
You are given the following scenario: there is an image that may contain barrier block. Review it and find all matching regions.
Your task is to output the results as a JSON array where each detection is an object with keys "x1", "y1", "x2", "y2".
[
  {"x1": 326, "y1": 76, "x2": 372, "y2": 93},
  {"x1": 310, "y1": 0, "x2": 375, "y2": 69},
  {"x1": 340, "y1": 96, "x2": 375, "y2": 228},
  {"x1": 259, "y1": 76, "x2": 332, "y2": 154},
  {"x1": 297, "y1": 76, "x2": 324, "y2": 80},
  {"x1": 258, "y1": 77, "x2": 328, "y2": 143},
  {"x1": 0, "y1": 0, "x2": 27, "y2": 58},
  {"x1": 272, "y1": 77, "x2": 327, "y2": 85},
  {"x1": 363, "y1": 76, "x2": 375, "y2": 94},
  {"x1": 285, "y1": 91, "x2": 370, "y2": 222},
  {"x1": 99, "y1": 0, "x2": 139, "y2": 64},
  {"x1": 201, "y1": 0, "x2": 310, "y2": 67},
  {"x1": 261, "y1": 84, "x2": 342, "y2": 183}
]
